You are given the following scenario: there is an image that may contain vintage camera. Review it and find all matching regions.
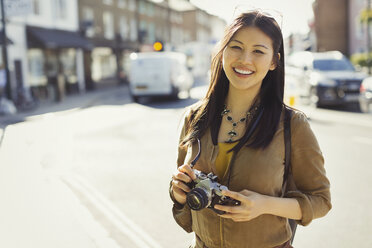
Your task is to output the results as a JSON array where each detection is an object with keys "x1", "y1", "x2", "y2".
[{"x1": 186, "y1": 169, "x2": 240, "y2": 214}]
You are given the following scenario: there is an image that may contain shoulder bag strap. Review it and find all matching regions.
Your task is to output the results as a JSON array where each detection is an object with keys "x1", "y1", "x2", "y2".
[
  {"x1": 283, "y1": 107, "x2": 297, "y2": 245},
  {"x1": 282, "y1": 107, "x2": 292, "y2": 193}
]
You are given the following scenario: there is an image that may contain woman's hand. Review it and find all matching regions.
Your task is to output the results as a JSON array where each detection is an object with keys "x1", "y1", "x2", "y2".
[
  {"x1": 171, "y1": 164, "x2": 196, "y2": 205},
  {"x1": 214, "y1": 189, "x2": 269, "y2": 222}
]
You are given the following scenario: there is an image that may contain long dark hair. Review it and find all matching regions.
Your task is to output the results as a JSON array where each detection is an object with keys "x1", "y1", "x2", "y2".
[{"x1": 181, "y1": 10, "x2": 286, "y2": 151}]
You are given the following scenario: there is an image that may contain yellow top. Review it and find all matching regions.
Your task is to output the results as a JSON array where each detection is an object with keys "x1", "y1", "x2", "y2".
[{"x1": 215, "y1": 142, "x2": 237, "y2": 179}]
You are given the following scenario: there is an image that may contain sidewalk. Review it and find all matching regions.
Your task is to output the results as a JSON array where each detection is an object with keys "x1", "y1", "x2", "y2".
[
  {"x1": 0, "y1": 84, "x2": 129, "y2": 127},
  {"x1": 0, "y1": 85, "x2": 129, "y2": 248},
  {"x1": 0, "y1": 85, "x2": 130, "y2": 145}
]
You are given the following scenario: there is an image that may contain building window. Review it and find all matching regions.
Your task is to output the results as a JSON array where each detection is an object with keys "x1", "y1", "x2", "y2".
[
  {"x1": 162, "y1": 9, "x2": 168, "y2": 19},
  {"x1": 148, "y1": 23, "x2": 155, "y2": 43},
  {"x1": 129, "y1": 0, "x2": 136, "y2": 11},
  {"x1": 147, "y1": 3, "x2": 154, "y2": 16},
  {"x1": 103, "y1": 0, "x2": 113, "y2": 5},
  {"x1": 163, "y1": 27, "x2": 169, "y2": 41},
  {"x1": 171, "y1": 12, "x2": 182, "y2": 24},
  {"x1": 130, "y1": 18, "x2": 137, "y2": 41},
  {"x1": 118, "y1": 0, "x2": 126, "y2": 8},
  {"x1": 55, "y1": 0, "x2": 67, "y2": 19},
  {"x1": 120, "y1": 16, "x2": 128, "y2": 40},
  {"x1": 82, "y1": 7, "x2": 95, "y2": 37},
  {"x1": 28, "y1": 49, "x2": 46, "y2": 86},
  {"x1": 155, "y1": 26, "x2": 162, "y2": 41},
  {"x1": 103, "y1": 11, "x2": 114, "y2": 40},
  {"x1": 197, "y1": 11, "x2": 207, "y2": 26},
  {"x1": 139, "y1": 20, "x2": 147, "y2": 42},
  {"x1": 139, "y1": 1, "x2": 146, "y2": 14},
  {"x1": 33, "y1": 0, "x2": 41, "y2": 15},
  {"x1": 155, "y1": 6, "x2": 160, "y2": 17},
  {"x1": 60, "y1": 49, "x2": 77, "y2": 84}
]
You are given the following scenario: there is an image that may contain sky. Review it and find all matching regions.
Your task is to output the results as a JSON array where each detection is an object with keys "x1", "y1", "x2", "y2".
[{"x1": 189, "y1": 0, "x2": 316, "y2": 38}]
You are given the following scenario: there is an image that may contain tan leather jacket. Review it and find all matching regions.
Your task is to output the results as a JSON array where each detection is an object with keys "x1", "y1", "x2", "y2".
[{"x1": 172, "y1": 106, "x2": 332, "y2": 248}]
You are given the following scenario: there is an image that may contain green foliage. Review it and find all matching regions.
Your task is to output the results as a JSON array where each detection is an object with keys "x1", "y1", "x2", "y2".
[
  {"x1": 360, "y1": 9, "x2": 372, "y2": 23},
  {"x1": 350, "y1": 53, "x2": 372, "y2": 67}
]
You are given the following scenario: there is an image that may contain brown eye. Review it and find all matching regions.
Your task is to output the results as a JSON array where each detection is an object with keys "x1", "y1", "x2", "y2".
[
  {"x1": 254, "y1": 50, "x2": 265, "y2": 54},
  {"x1": 231, "y1": 46, "x2": 242, "y2": 50}
]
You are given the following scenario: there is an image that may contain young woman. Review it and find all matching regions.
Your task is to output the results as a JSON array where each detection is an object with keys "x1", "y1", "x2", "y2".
[{"x1": 170, "y1": 10, "x2": 331, "y2": 248}]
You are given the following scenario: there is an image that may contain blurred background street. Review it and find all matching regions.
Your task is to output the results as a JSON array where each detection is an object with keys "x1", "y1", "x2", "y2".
[{"x1": 1, "y1": 0, "x2": 372, "y2": 248}]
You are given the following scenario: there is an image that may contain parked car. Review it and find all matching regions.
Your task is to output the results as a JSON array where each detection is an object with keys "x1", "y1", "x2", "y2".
[
  {"x1": 286, "y1": 51, "x2": 367, "y2": 107},
  {"x1": 128, "y1": 52, "x2": 194, "y2": 102},
  {"x1": 359, "y1": 77, "x2": 372, "y2": 113}
]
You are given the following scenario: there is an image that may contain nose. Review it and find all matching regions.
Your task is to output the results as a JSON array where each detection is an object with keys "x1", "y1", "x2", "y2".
[{"x1": 239, "y1": 51, "x2": 253, "y2": 64}]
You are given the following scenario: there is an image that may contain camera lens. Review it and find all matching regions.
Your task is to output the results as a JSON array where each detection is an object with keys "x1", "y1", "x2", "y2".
[{"x1": 186, "y1": 188, "x2": 209, "y2": 210}]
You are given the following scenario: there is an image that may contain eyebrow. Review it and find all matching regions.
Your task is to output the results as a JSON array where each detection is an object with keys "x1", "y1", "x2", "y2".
[{"x1": 230, "y1": 39, "x2": 269, "y2": 50}]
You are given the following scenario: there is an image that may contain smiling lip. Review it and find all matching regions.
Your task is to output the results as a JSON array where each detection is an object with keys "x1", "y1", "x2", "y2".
[{"x1": 233, "y1": 67, "x2": 254, "y2": 78}]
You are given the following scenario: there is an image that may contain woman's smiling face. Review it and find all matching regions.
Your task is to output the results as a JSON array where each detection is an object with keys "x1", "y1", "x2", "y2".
[{"x1": 222, "y1": 26, "x2": 277, "y2": 92}]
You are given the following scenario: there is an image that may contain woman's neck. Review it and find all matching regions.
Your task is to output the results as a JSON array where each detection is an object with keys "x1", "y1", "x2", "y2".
[{"x1": 225, "y1": 85, "x2": 260, "y2": 116}]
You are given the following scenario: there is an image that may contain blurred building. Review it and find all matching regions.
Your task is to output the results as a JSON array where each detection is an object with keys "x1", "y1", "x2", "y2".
[
  {"x1": 78, "y1": 0, "x2": 195, "y2": 88},
  {"x1": 78, "y1": 0, "x2": 139, "y2": 89},
  {"x1": 349, "y1": 0, "x2": 369, "y2": 55},
  {"x1": 3, "y1": 0, "x2": 91, "y2": 104},
  {"x1": 78, "y1": 0, "x2": 226, "y2": 88},
  {"x1": 1, "y1": 0, "x2": 226, "y2": 108},
  {"x1": 182, "y1": 9, "x2": 210, "y2": 43},
  {"x1": 313, "y1": 0, "x2": 372, "y2": 58},
  {"x1": 179, "y1": 9, "x2": 213, "y2": 82},
  {"x1": 313, "y1": 0, "x2": 349, "y2": 55}
]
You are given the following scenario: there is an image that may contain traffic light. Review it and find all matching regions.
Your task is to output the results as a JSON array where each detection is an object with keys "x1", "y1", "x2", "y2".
[{"x1": 153, "y1": 41, "x2": 164, "y2": 51}]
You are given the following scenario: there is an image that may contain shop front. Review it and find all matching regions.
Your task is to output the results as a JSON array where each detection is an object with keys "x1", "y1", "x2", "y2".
[
  {"x1": 88, "y1": 37, "x2": 138, "y2": 89},
  {"x1": 26, "y1": 26, "x2": 92, "y2": 102}
]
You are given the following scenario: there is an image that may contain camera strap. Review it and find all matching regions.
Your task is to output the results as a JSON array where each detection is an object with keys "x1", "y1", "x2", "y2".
[{"x1": 190, "y1": 138, "x2": 201, "y2": 168}]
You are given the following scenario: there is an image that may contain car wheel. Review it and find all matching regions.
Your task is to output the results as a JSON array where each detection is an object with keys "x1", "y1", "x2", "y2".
[
  {"x1": 309, "y1": 87, "x2": 321, "y2": 108},
  {"x1": 131, "y1": 94, "x2": 140, "y2": 103},
  {"x1": 171, "y1": 85, "x2": 179, "y2": 100}
]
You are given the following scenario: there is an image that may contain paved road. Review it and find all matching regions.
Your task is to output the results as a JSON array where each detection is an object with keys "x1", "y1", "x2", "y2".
[{"x1": 0, "y1": 84, "x2": 372, "y2": 248}]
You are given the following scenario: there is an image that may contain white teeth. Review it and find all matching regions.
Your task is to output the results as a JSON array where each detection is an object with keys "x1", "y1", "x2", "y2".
[{"x1": 234, "y1": 68, "x2": 253, "y2": 75}]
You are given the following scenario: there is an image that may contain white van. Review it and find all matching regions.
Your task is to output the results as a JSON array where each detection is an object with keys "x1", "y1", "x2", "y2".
[{"x1": 128, "y1": 52, "x2": 193, "y2": 102}]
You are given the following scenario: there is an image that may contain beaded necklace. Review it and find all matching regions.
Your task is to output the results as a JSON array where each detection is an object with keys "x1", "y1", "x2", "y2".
[{"x1": 221, "y1": 104, "x2": 258, "y2": 143}]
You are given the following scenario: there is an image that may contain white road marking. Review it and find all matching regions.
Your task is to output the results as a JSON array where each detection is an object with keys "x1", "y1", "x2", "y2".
[
  {"x1": 352, "y1": 136, "x2": 372, "y2": 145},
  {"x1": 62, "y1": 174, "x2": 164, "y2": 248}
]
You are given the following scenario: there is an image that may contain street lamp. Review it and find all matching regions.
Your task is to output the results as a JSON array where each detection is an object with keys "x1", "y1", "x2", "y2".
[
  {"x1": 0, "y1": 0, "x2": 11, "y2": 100},
  {"x1": 367, "y1": 0, "x2": 371, "y2": 74}
]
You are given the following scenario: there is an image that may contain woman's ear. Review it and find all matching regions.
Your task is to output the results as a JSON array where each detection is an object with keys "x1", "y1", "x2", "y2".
[{"x1": 269, "y1": 53, "x2": 280, "y2": 71}]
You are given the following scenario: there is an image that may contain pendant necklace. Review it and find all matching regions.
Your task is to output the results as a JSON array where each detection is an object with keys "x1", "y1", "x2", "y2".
[{"x1": 221, "y1": 104, "x2": 258, "y2": 143}]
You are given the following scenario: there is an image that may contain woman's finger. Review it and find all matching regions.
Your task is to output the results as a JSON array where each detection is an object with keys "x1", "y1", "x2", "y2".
[
  {"x1": 172, "y1": 171, "x2": 192, "y2": 183},
  {"x1": 171, "y1": 186, "x2": 187, "y2": 205},
  {"x1": 172, "y1": 184, "x2": 188, "y2": 196},
  {"x1": 222, "y1": 190, "x2": 248, "y2": 203},
  {"x1": 178, "y1": 164, "x2": 196, "y2": 180},
  {"x1": 214, "y1": 204, "x2": 243, "y2": 214},
  {"x1": 172, "y1": 179, "x2": 191, "y2": 193}
]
